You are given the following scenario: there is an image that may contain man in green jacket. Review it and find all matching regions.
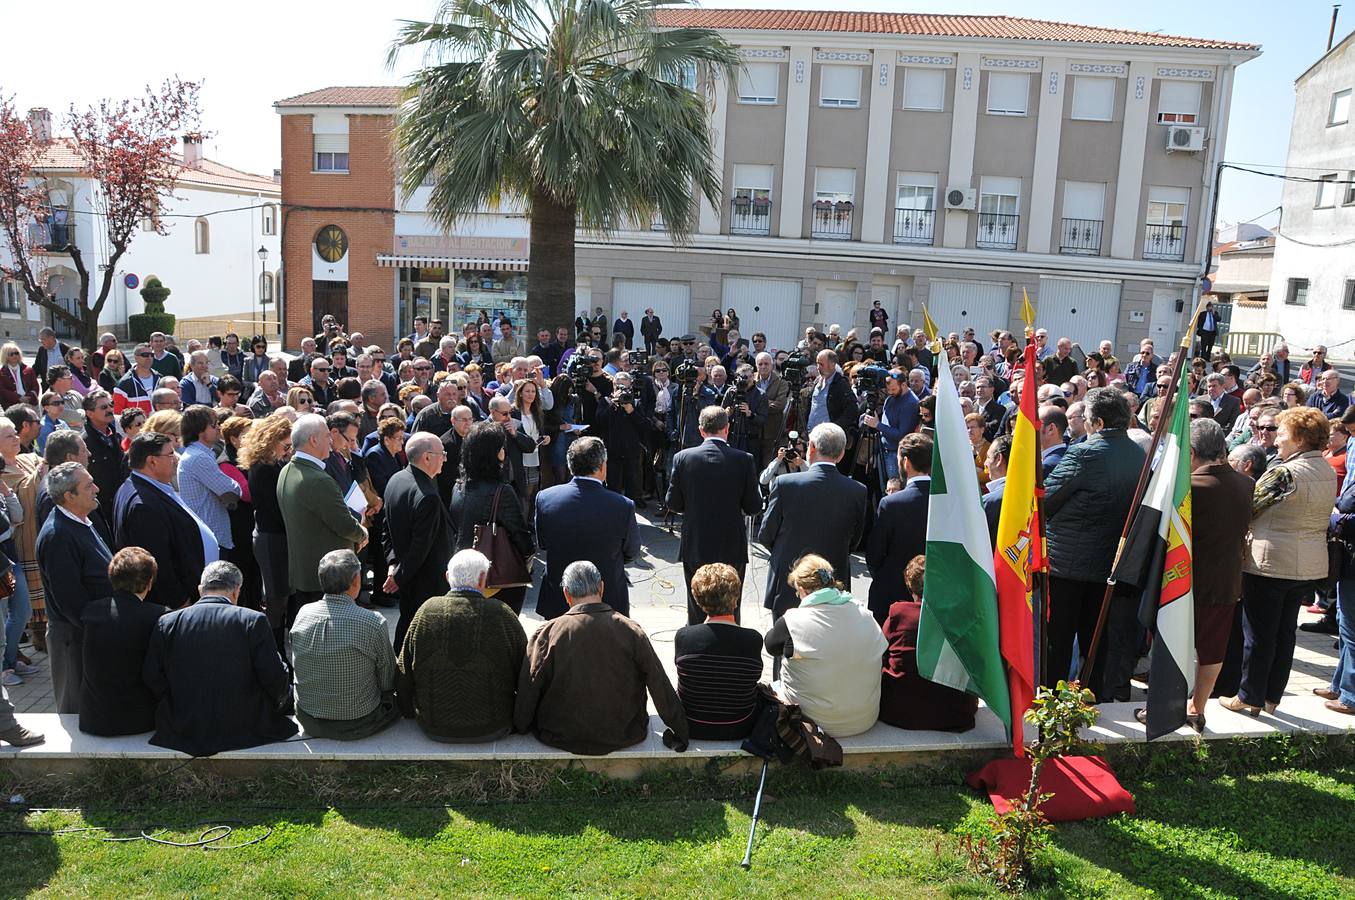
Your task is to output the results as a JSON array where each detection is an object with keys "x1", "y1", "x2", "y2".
[
  {"x1": 278, "y1": 414, "x2": 367, "y2": 617},
  {"x1": 397, "y1": 549, "x2": 527, "y2": 742}
]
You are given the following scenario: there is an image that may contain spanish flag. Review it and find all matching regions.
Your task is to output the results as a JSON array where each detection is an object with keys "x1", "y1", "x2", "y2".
[{"x1": 993, "y1": 337, "x2": 1042, "y2": 755}]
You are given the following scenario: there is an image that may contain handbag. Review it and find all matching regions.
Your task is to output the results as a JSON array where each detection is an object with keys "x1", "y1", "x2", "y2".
[{"x1": 473, "y1": 485, "x2": 532, "y2": 589}]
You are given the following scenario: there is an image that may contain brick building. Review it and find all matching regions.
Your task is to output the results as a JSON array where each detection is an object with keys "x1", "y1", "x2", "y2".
[{"x1": 276, "y1": 88, "x2": 397, "y2": 346}]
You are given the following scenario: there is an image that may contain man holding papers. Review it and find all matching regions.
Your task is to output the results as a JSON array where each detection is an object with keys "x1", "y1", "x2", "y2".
[{"x1": 278, "y1": 414, "x2": 368, "y2": 621}]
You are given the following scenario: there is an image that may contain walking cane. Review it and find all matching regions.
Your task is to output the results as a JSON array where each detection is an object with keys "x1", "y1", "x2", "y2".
[{"x1": 740, "y1": 758, "x2": 770, "y2": 870}]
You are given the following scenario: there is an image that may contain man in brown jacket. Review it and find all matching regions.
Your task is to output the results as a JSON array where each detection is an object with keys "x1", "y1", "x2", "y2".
[
  {"x1": 1189, "y1": 418, "x2": 1255, "y2": 722},
  {"x1": 513, "y1": 561, "x2": 688, "y2": 754}
]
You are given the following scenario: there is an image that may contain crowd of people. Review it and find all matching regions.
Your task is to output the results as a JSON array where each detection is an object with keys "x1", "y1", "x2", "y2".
[{"x1": 0, "y1": 298, "x2": 1349, "y2": 754}]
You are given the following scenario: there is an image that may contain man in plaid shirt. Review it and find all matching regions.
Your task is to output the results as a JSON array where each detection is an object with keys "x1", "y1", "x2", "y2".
[{"x1": 290, "y1": 550, "x2": 398, "y2": 740}]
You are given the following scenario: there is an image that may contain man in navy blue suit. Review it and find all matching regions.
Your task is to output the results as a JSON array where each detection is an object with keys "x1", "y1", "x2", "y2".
[
  {"x1": 534, "y1": 436, "x2": 640, "y2": 619},
  {"x1": 865, "y1": 433, "x2": 932, "y2": 624},
  {"x1": 665, "y1": 406, "x2": 761, "y2": 624},
  {"x1": 1039, "y1": 406, "x2": 1068, "y2": 478},
  {"x1": 114, "y1": 432, "x2": 210, "y2": 611}
]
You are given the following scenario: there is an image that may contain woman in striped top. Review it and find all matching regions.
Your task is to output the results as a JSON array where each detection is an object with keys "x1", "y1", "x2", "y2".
[{"x1": 673, "y1": 563, "x2": 763, "y2": 741}]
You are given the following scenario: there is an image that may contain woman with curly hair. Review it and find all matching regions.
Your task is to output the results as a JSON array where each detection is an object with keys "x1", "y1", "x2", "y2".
[{"x1": 240, "y1": 413, "x2": 295, "y2": 652}]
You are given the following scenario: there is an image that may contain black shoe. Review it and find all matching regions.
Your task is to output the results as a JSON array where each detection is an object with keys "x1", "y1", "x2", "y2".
[
  {"x1": 1300, "y1": 619, "x2": 1339, "y2": 635},
  {"x1": 0, "y1": 725, "x2": 44, "y2": 747}
]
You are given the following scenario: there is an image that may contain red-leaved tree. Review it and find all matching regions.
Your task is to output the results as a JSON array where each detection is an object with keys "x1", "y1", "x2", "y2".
[{"x1": 0, "y1": 79, "x2": 201, "y2": 349}]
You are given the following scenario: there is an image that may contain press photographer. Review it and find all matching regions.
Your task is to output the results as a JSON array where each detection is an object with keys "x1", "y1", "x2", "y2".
[
  {"x1": 597, "y1": 372, "x2": 650, "y2": 506},
  {"x1": 779, "y1": 349, "x2": 813, "y2": 434},
  {"x1": 721, "y1": 363, "x2": 766, "y2": 455},
  {"x1": 858, "y1": 368, "x2": 918, "y2": 483},
  {"x1": 759, "y1": 429, "x2": 807, "y2": 487},
  {"x1": 667, "y1": 360, "x2": 719, "y2": 452}
]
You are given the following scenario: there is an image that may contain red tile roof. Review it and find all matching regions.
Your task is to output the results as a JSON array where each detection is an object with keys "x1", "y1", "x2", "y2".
[
  {"x1": 274, "y1": 86, "x2": 401, "y2": 108},
  {"x1": 33, "y1": 138, "x2": 278, "y2": 194},
  {"x1": 653, "y1": 9, "x2": 1259, "y2": 51}
]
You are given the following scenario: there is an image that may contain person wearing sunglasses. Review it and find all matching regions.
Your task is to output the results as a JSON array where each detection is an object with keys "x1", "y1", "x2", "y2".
[
  {"x1": 112, "y1": 343, "x2": 161, "y2": 416},
  {"x1": 0, "y1": 343, "x2": 39, "y2": 407}
]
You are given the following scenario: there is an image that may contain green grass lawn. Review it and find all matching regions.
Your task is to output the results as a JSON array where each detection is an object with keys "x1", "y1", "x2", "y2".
[{"x1": 2, "y1": 756, "x2": 1354, "y2": 897}]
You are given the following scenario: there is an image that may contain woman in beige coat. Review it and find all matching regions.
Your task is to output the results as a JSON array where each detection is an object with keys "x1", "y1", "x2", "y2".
[{"x1": 1223, "y1": 406, "x2": 1338, "y2": 716}]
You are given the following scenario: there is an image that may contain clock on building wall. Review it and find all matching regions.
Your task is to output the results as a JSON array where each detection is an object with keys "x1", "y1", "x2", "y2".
[{"x1": 315, "y1": 225, "x2": 349, "y2": 263}]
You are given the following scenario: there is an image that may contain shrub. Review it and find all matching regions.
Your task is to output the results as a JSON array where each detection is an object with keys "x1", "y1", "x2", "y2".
[{"x1": 130, "y1": 277, "x2": 176, "y2": 340}]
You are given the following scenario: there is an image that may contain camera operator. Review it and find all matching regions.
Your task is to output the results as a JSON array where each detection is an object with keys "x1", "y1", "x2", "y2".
[
  {"x1": 760, "y1": 429, "x2": 807, "y2": 487},
  {"x1": 720, "y1": 363, "x2": 766, "y2": 455},
  {"x1": 803, "y1": 349, "x2": 858, "y2": 474},
  {"x1": 667, "y1": 361, "x2": 718, "y2": 452},
  {"x1": 596, "y1": 372, "x2": 649, "y2": 506},
  {"x1": 860, "y1": 370, "x2": 919, "y2": 482},
  {"x1": 753, "y1": 352, "x2": 790, "y2": 468}
]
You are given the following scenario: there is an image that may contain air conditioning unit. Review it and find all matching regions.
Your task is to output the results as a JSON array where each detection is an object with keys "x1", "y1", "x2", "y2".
[
  {"x1": 944, "y1": 187, "x2": 977, "y2": 211},
  {"x1": 1166, "y1": 125, "x2": 1205, "y2": 152}
]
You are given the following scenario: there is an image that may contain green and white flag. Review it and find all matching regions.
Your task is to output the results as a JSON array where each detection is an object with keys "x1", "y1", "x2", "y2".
[{"x1": 916, "y1": 362, "x2": 1013, "y2": 740}]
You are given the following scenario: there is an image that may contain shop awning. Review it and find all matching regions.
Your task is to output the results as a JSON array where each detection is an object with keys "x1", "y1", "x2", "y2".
[{"x1": 376, "y1": 254, "x2": 529, "y2": 272}]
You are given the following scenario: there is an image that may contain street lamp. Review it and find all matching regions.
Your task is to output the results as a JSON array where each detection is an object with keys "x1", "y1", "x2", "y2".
[{"x1": 257, "y1": 245, "x2": 269, "y2": 331}]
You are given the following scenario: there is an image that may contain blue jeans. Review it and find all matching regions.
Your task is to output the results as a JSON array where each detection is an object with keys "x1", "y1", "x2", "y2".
[
  {"x1": 3, "y1": 569, "x2": 31, "y2": 671},
  {"x1": 1330, "y1": 576, "x2": 1355, "y2": 707},
  {"x1": 880, "y1": 444, "x2": 900, "y2": 482}
]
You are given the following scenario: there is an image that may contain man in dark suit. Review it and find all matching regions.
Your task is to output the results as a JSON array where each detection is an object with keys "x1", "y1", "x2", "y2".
[
  {"x1": 78, "y1": 547, "x2": 169, "y2": 736},
  {"x1": 640, "y1": 308, "x2": 663, "y2": 355},
  {"x1": 981, "y1": 436, "x2": 1012, "y2": 547},
  {"x1": 1204, "y1": 373, "x2": 1242, "y2": 430},
  {"x1": 865, "y1": 433, "x2": 933, "y2": 624},
  {"x1": 82, "y1": 389, "x2": 126, "y2": 534},
  {"x1": 757, "y1": 423, "x2": 867, "y2": 616},
  {"x1": 382, "y1": 433, "x2": 454, "y2": 651},
  {"x1": 535, "y1": 436, "x2": 640, "y2": 619},
  {"x1": 114, "y1": 432, "x2": 209, "y2": 610},
  {"x1": 1195, "y1": 301, "x2": 1219, "y2": 362},
  {"x1": 287, "y1": 337, "x2": 320, "y2": 383},
  {"x1": 665, "y1": 406, "x2": 762, "y2": 624},
  {"x1": 35, "y1": 462, "x2": 113, "y2": 713},
  {"x1": 1038, "y1": 405, "x2": 1068, "y2": 478},
  {"x1": 144, "y1": 561, "x2": 297, "y2": 756}
]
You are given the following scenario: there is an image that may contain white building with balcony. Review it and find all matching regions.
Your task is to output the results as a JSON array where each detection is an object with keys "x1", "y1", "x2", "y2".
[
  {"x1": 0, "y1": 109, "x2": 281, "y2": 343},
  {"x1": 573, "y1": 10, "x2": 1259, "y2": 354},
  {"x1": 1264, "y1": 29, "x2": 1355, "y2": 358}
]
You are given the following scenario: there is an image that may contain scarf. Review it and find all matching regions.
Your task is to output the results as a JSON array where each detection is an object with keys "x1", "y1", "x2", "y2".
[{"x1": 801, "y1": 587, "x2": 854, "y2": 607}]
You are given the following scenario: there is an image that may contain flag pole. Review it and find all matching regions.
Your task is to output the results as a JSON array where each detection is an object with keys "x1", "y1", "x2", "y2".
[{"x1": 1077, "y1": 299, "x2": 1208, "y2": 692}]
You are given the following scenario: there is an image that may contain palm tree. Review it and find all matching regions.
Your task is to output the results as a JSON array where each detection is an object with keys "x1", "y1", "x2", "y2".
[{"x1": 389, "y1": 0, "x2": 737, "y2": 336}]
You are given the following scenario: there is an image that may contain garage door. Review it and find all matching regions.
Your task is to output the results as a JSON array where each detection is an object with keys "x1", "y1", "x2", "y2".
[
  {"x1": 1037, "y1": 277, "x2": 1121, "y2": 352},
  {"x1": 611, "y1": 280, "x2": 690, "y2": 344},
  {"x1": 722, "y1": 276, "x2": 801, "y2": 353},
  {"x1": 926, "y1": 279, "x2": 1011, "y2": 337}
]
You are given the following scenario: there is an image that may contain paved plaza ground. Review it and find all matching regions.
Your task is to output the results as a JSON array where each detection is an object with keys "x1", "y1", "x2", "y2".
[{"x1": 5, "y1": 509, "x2": 1343, "y2": 719}]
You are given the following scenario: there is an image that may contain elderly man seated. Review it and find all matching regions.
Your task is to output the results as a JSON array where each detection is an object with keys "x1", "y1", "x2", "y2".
[
  {"x1": 673, "y1": 563, "x2": 763, "y2": 740},
  {"x1": 291, "y1": 549, "x2": 399, "y2": 740},
  {"x1": 514, "y1": 560, "x2": 689, "y2": 754},
  {"x1": 144, "y1": 561, "x2": 298, "y2": 756},
  {"x1": 397, "y1": 549, "x2": 527, "y2": 743}
]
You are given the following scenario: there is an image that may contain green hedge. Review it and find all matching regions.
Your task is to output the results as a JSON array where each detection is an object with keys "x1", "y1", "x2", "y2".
[{"x1": 127, "y1": 312, "x2": 177, "y2": 342}]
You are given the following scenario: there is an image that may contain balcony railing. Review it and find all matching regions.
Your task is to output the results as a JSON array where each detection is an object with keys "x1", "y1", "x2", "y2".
[
  {"x1": 976, "y1": 212, "x2": 1019, "y2": 250},
  {"x1": 1059, "y1": 217, "x2": 1103, "y2": 255},
  {"x1": 27, "y1": 220, "x2": 75, "y2": 252},
  {"x1": 892, "y1": 208, "x2": 935, "y2": 245},
  {"x1": 810, "y1": 200, "x2": 854, "y2": 240},
  {"x1": 730, "y1": 197, "x2": 773, "y2": 235},
  {"x1": 1143, "y1": 223, "x2": 1187, "y2": 261}
]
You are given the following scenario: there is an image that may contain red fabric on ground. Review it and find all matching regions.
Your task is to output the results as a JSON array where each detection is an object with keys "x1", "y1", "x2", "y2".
[{"x1": 966, "y1": 755, "x2": 1135, "y2": 822}]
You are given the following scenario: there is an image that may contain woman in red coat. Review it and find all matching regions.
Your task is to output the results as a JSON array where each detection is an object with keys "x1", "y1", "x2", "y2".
[
  {"x1": 0, "y1": 343, "x2": 39, "y2": 407},
  {"x1": 878, "y1": 555, "x2": 978, "y2": 732}
]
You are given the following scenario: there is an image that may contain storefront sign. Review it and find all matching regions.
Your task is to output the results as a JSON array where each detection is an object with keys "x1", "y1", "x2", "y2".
[{"x1": 394, "y1": 234, "x2": 528, "y2": 259}]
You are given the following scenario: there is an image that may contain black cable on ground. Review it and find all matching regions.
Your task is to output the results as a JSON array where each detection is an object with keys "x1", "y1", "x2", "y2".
[{"x1": 0, "y1": 821, "x2": 272, "y2": 850}]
